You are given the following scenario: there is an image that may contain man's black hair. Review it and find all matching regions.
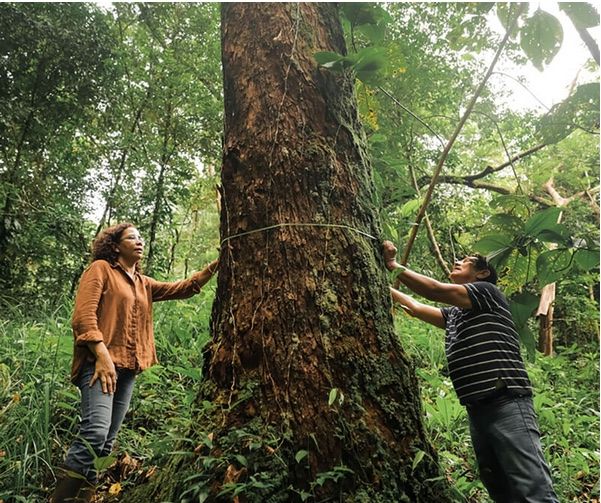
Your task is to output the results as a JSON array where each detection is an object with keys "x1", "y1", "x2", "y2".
[{"x1": 473, "y1": 254, "x2": 498, "y2": 285}]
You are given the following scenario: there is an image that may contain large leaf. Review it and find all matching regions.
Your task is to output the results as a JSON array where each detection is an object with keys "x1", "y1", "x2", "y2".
[
  {"x1": 537, "y1": 82, "x2": 600, "y2": 144},
  {"x1": 489, "y1": 213, "x2": 525, "y2": 233},
  {"x1": 473, "y1": 234, "x2": 514, "y2": 254},
  {"x1": 510, "y1": 291, "x2": 540, "y2": 327},
  {"x1": 487, "y1": 247, "x2": 513, "y2": 270},
  {"x1": 573, "y1": 248, "x2": 600, "y2": 270},
  {"x1": 524, "y1": 207, "x2": 562, "y2": 237},
  {"x1": 353, "y1": 46, "x2": 388, "y2": 85},
  {"x1": 314, "y1": 51, "x2": 353, "y2": 71},
  {"x1": 520, "y1": 9, "x2": 563, "y2": 71},
  {"x1": 516, "y1": 324, "x2": 537, "y2": 362},
  {"x1": 497, "y1": 3, "x2": 528, "y2": 36},
  {"x1": 559, "y1": 3, "x2": 600, "y2": 30},
  {"x1": 536, "y1": 223, "x2": 571, "y2": 245},
  {"x1": 536, "y1": 248, "x2": 573, "y2": 286},
  {"x1": 490, "y1": 194, "x2": 531, "y2": 217},
  {"x1": 93, "y1": 454, "x2": 117, "y2": 471},
  {"x1": 356, "y1": 23, "x2": 386, "y2": 44},
  {"x1": 340, "y1": 3, "x2": 391, "y2": 28},
  {"x1": 399, "y1": 197, "x2": 422, "y2": 218}
]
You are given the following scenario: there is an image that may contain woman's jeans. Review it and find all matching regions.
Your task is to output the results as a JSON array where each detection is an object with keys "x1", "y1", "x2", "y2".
[
  {"x1": 64, "y1": 362, "x2": 136, "y2": 482},
  {"x1": 467, "y1": 395, "x2": 558, "y2": 503}
]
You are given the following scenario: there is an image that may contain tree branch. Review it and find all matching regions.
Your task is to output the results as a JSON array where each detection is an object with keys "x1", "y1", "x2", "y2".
[
  {"x1": 416, "y1": 142, "x2": 547, "y2": 187},
  {"x1": 398, "y1": 13, "x2": 518, "y2": 271},
  {"x1": 408, "y1": 163, "x2": 451, "y2": 276}
]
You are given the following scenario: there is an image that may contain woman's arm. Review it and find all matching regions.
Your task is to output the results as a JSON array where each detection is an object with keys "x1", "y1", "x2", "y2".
[
  {"x1": 71, "y1": 261, "x2": 117, "y2": 394},
  {"x1": 148, "y1": 258, "x2": 219, "y2": 302}
]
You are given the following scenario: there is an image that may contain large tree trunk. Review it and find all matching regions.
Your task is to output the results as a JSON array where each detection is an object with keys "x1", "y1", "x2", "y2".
[{"x1": 133, "y1": 4, "x2": 450, "y2": 501}]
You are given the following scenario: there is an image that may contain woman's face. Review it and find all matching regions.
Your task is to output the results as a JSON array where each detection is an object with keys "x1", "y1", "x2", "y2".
[{"x1": 117, "y1": 226, "x2": 144, "y2": 263}]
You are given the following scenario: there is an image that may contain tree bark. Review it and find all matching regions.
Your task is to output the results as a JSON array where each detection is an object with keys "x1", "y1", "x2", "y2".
[{"x1": 135, "y1": 4, "x2": 451, "y2": 502}]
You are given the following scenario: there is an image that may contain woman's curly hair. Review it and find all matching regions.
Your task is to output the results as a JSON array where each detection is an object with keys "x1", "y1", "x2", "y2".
[{"x1": 92, "y1": 222, "x2": 141, "y2": 272}]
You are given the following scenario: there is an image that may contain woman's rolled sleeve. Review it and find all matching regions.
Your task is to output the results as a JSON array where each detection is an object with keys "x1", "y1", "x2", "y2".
[
  {"x1": 148, "y1": 270, "x2": 207, "y2": 302},
  {"x1": 72, "y1": 263, "x2": 106, "y2": 346}
]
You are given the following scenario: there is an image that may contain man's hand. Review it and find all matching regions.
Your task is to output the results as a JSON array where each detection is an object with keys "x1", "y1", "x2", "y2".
[
  {"x1": 89, "y1": 343, "x2": 117, "y2": 394},
  {"x1": 382, "y1": 241, "x2": 399, "y2": 271}
]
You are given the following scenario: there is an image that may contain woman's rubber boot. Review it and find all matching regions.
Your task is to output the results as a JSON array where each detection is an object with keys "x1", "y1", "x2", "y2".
[
  {"x1": 50, "y1": 471, "x2": 85, "y2": 502},
  {"x1": 77, "y1": 481, "x2": 96, "y2": 502}
]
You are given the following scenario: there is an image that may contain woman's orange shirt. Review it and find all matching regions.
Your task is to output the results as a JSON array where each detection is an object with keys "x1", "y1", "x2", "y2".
[{"x1": 71, "y1": 260, "x2": 207, "y2": 382}]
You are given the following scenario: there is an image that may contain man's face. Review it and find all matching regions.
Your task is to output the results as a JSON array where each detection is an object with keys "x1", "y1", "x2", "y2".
[{"x1": 449, "y1": 256, "x2": 481, "y2": 284}]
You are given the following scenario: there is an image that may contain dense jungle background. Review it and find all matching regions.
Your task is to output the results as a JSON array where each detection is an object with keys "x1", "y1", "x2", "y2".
[{"x1": 0, "y1": 3, "x2": 599, "y2": 502}]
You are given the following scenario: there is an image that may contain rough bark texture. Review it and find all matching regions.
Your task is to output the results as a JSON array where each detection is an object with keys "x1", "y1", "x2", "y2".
[{"x1": 132, "y1": 4, "x2": 451, "y2": 502}]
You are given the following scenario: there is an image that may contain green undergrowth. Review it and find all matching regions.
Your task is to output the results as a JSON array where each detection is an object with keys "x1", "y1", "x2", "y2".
[
  {"x1": 394, "y1": 312, "x2": 600, "y2": 503},
  {"x1": 0, "y1": 293, "x2": 598, "y2": 502}
]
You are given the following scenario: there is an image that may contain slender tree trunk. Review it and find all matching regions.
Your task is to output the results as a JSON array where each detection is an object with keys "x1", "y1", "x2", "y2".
[
  {"x1": 145, "y1": 161, "x2": 167, "y2": 273},
  {"x1": 95, "y1": 98, "x2": 148, "y2": 236},
  {"x1": 145, "y1": 101, "x2": 173, "y2": 274},
  {"x1": 134, "y1": 4, "x2": 451, "y2": 502}
]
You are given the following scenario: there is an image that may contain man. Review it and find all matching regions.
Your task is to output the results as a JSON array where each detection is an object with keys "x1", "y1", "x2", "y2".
[{"x1": 383, "y1": 241, "x2": 557, "y2": 503}]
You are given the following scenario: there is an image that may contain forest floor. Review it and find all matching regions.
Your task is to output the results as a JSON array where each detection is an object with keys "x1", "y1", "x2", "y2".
[{"x1": 0, "y1": 288, "x2": 598, "y2": 502}]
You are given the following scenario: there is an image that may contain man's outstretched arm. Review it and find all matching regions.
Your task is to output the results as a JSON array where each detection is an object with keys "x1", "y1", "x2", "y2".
[
  {"x1": 389, "y1": 287, "x2": 445, "y2": 329},
  {"x1": 383, "y1": 241, "x2": 472, "y2": 309}
]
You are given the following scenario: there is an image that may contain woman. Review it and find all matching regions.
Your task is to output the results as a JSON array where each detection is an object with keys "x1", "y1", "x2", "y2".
[{"x1": 52, "y1": 222, "x2": 218, "y2": 502}]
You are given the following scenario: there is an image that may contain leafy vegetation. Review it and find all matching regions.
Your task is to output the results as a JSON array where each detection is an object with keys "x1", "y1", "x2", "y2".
[
  {"x1": 0, "y1": 2, "x2": 598, "y2": 501},
  {"x1": 0, "y1": 298, "x2": 597, "y2": 501}
]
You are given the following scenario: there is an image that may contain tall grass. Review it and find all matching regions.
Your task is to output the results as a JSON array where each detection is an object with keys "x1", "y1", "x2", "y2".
[{"x1": 0, "y1": 286, "x2": 215, "y2": 502}]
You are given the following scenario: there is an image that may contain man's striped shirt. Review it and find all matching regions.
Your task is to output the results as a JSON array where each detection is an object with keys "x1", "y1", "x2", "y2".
[{"x1": 440, "y1": 281, "x2": 532, "y2": 405}]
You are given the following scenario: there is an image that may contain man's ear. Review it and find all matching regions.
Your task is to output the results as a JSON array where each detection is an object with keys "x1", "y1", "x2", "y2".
[{"x1": 475, "y1": 269, "x2": 491, "y2": 280}]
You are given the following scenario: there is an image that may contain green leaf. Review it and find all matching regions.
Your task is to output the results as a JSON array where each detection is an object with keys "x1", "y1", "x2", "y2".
[
  {"x1": 536, "y1": 248, "x2": 573, "y2": 286},
  {"x1": 353, "y1": 47, "x2": 388, "y2": 85},
  {"x1": 497, "y1": 3, "x2": 528, "y2": 35},
  {"x1": 537, "y1": 82, "x2": 600, "y2": 144},
  {"x1": 314, "y1": 51, "x2": 348, "y2": 71},
  {"x1": 64, "y1": 469, "x2": 88, "y2": 481},
  {"x1": 490, "y1": 194, "x2": 531, "y2": 216},
  {"x1": 517, "y1": 324, "x2": 536, "y2": 362},
  {"x1": 489, "y1": 213, "x2": 525, "y2": 233},
  {"x1": 487, "y1": 247, "x2": 513, "y2": 270},
  {"x1": 510, "y1": 292, "x2": 540, "y2": 327},
  {"x1": 520, "y1": 9, "x2": 564, "y2": 71},
  {"x1": 295, "y1": 449, "x2": 309, "y2": 463},
  {"x1": 412, "y1": 449, "x2": 426, "y2": 472},
  {"x1": 368, "y1": 133, "x2": 387, "y2": 144},
  {"x1": 524, "y1": 207, "x2": 562, "y2": 237},
  {"x1": 93, "y1": 454, "x2": 117, "y2": 471},
  {"x1": 234, "y1": 454, "x2": 248, "y2": 467},
  {"x1": 340, "y1": 3, "x2": 391, "y2": 27},
  {"x1": 202, "y1": 433, "x2": 214, "y2": 449},
  {"x1": 573, "y1": 248, "x2": 599, "y2": 270},
  {"x1": 357, "y1": 23, "x2": 386, "y2": 44},
  {"x1": 328, "y1": 387, "x2": 338, "y2": 406},
  {"x1": 559, "y1": 3, "x2": 600, "y2": 29},
  {"x1": 314, "y1": 51, "x2": 342, "y2": 65},
  {"x1": 399, "y1": 198, "x2": 422, "y2": 218},
  {"x1": 536, "y1": 224, "x2": 571, "y2": 244},
  {"x1": 473, "y1": 234, "x2": 513, "y2": 254},
  {"x1": 299, "y1": 491, "x2": 312, "y2": 502}
]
